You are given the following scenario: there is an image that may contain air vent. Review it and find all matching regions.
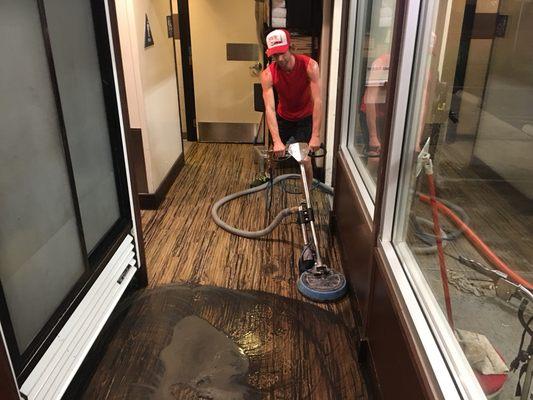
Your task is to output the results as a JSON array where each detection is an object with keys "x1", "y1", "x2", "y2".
[{"x1": 20, "y1": 235, "x2": 138, "y2": 400}]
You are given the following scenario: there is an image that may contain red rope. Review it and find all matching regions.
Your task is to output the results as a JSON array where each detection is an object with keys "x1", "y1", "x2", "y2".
[
  {"x1": 426, "y1": 173, "x2": 454, "y2": 328},
  {"x1": 418, "y1": 194, "x2": 533, "y2": 291}
]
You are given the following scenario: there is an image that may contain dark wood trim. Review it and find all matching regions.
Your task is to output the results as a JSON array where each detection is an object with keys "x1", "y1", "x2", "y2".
[
  {"x1": 139, "y1": 153, "x2": 185, "y2": 210},
  {"x1": 169, "y1": 0, "x2": 186, "y2": 144},
  {"x1": 357, "y1": 338, "x2": 383, "y2": 400},
  {"x1": 269, "y1": 0, "x2": 272, "y2": 27},
  {"x1": 106, "y1": 0, "x2": 149, "y2": 288},
  {"x1": 0, "y1": 341, "x2": 18, "y2": 400},
  {"x1": 368, "y1": 247, "x2": 444, "y2": 399},
  {"x1": 129, "y1": 128, "x2": 149, "y2": 193},
  {"x1": 333, "y1": 152, "x2": 373, "y2": 328},
  {"x1": 0, "y1": 285, "x2": 20, "y2": 381},
  {"x1": 177, "y1": 0, "x2": 198, "y2": 141},
  {"x1": 337, "y1": 152, "x2": 373, "y2": 229}
]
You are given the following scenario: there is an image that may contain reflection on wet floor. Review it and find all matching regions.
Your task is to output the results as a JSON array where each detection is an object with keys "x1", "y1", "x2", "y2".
[
  {"x1": 81, "y1": 285, "x2": 367, "y2": 400},
  {"x1": 156, "y1": 316, "x2": 252, "y2": 399}
]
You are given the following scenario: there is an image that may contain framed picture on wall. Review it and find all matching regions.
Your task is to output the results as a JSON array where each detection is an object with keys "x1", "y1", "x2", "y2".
[
  {"x1": 145, "y1": 14, "x2": 154, "y2": 48},
  {"x1": 166, "y1": 15, "x2": 173, "y2": 38}
]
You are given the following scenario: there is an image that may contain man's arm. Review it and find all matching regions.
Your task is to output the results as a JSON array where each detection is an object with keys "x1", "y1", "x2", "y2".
[
  {"x1": 261, "y1": 68, "x2": 285, "y2": 155},
  {"x1": 307, "y1": 59, "x2": 322, "y2": 151}
]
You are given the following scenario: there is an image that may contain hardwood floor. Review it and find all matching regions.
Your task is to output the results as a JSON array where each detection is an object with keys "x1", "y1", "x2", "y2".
[
  {"x1": 142, "y1": 144, "x2": 341, "y2": 296},
  {"x1": 80, "y1": 143, "x2": 367, "y2": 400}
]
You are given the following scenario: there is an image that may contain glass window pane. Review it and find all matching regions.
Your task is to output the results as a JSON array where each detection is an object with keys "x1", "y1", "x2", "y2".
[
  {"x1": 393, "y1": 1, "x2": 533, "y2": 398},
  {"x1": 0, "y1": 0, "x2": 86, "y2": 352},
  {"x1": 346, "y1": 0, "x2": 397, "y2": 197},
  {"x1": 44, "y1": 0, "x2": 121, "y2": 253}
]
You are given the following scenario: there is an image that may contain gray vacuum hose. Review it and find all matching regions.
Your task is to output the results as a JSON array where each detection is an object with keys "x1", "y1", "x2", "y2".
[
  {"x1": 411, "y1": 193, "x2": 470, "y2": 254},
  {"x1": 314, "y1": 180, "x2": 334, "y2": 196},
  {"x1": 211, "y1": 174, "x2": 333, "y2": 238}
]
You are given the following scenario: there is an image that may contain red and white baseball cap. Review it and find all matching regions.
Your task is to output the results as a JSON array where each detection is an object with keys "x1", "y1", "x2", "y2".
[{"x1": 266, "y1": 29, "x2": 291, "y2": 57}]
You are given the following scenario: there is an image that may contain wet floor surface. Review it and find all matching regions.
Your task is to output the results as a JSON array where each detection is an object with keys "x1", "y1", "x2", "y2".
[
  {"x1": 81, "y1": 285, "x2": 367, "y2": 400},
  {"x1": 78, "y1": 144, "x2": 367, "y2": 399}
]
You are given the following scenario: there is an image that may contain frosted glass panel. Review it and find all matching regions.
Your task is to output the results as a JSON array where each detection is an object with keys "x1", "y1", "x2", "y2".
[
  {"x1": 0, "y1": 1, "x2": 86, "y2": 352},
  {"x1": 43, "y1": 0, "x2": 121, "y2": 252}
]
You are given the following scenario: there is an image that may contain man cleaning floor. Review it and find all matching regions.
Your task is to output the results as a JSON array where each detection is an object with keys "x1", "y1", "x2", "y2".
[{"x1": 259, "y1": 29, "x2": 322, "y2": 188}]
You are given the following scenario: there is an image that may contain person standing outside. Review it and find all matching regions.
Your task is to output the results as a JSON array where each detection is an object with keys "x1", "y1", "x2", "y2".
[{"x1": 261, "y1": 29, "x2": 322, "y2": 187}]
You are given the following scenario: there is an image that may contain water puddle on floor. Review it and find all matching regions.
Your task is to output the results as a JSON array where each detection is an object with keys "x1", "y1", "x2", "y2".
[
  {"x1": 81, "y1": 285, "x2": 366, "y2": 400},
  {"x1": 154, "y1": 315, "x2": 252, "y2": 399}
]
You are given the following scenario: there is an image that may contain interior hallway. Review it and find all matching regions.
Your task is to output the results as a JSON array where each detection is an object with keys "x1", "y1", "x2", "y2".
[{"x1": 79, "y1": 142, "x2": 368, "y2": 399}]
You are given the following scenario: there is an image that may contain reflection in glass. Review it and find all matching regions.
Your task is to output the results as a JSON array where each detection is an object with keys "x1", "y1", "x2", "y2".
[
  {"x1": 346, "y1": 0, "x2": 397, "y2": 195},
  {"x1": 393, "y1": 1, "x2": 533, "y2": 398},
  {"x1": 0, "y1": 0, "x2": 86, "y2": 352},
  {"x1": 44, "y1": 0, "x2": 121, "y2": 253}
]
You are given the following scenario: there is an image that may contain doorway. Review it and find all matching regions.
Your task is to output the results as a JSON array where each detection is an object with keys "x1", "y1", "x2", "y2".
[{"x1": 175, "y1": 0, "x2": 264, "y2": 144}]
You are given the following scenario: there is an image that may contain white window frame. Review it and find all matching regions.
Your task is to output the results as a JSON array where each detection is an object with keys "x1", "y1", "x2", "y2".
[
  {"x1": 379, "y1": 0, "x2": 487, "y2": 398},
  {"x1": 339, "y1": 0, "x2": 375, "y2": 220},
  {"x1": 337, "y1": 0, "x2": 488, "y2": 397}
]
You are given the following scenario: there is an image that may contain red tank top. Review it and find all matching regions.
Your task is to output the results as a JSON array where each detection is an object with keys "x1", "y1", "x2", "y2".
[{"x1": 269, "y1": 54, "x2": 313, "y2": 121}]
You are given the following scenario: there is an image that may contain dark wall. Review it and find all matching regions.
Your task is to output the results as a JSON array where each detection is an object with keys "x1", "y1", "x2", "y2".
[
  {"x1": 367, "y1": 249, "x2": 444, "y2": 399},
  {"x1": 333, "y1": 156, "x2": 443, "y2": 400},
  {"x1": 333, "y1": 152, "x2": 373, "y2": 323}
]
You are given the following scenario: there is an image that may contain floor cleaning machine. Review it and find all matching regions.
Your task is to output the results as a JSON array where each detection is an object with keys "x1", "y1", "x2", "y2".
[{"x1": 211, "y1": 142, "x2": 347, "y2": 302}]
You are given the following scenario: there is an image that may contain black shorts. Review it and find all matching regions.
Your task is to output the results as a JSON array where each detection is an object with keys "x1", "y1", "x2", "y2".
[{"x1": 277, "y1": 114, "x2": 312, "y2": 144}]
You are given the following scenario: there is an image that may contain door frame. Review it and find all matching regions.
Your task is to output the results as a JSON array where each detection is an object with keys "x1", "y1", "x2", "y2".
[
  {"x1": 176, "y1": 0, "x2": 198, "y2": 141},
  {"x1": 169, "y1": 0, "x2": 186, "y2": 144}
]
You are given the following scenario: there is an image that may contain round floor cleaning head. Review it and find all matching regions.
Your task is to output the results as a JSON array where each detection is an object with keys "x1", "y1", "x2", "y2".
[{"x1": 297, "y1": 269, "x2": 347, "y2": 302}]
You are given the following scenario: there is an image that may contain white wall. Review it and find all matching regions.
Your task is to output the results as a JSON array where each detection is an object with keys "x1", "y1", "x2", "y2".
[
  {"x1": 325, "y1": 0, "x2": 343, "y2": 186},
  {"x1": 117, "y1": 0, "x2": 183, "y2": 193}
]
